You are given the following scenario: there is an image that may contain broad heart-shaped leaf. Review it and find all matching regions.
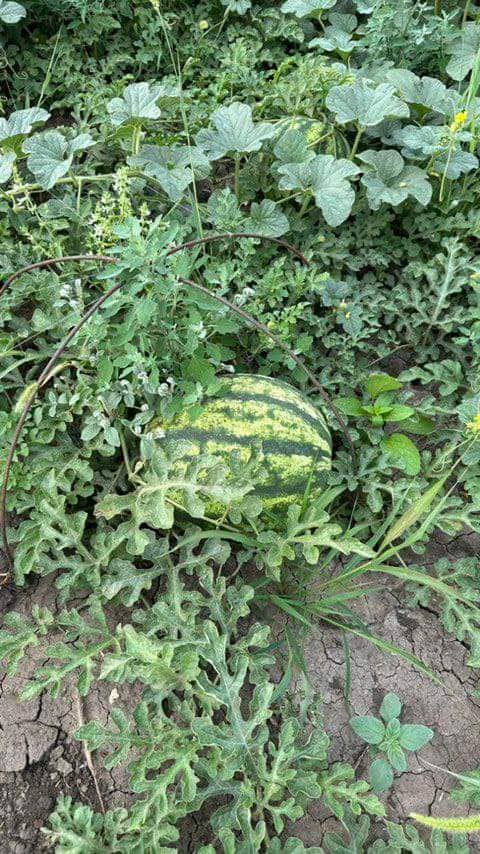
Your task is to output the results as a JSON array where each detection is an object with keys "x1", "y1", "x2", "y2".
[
  {"x1": 326, "y1": 80, "x2": 409, "y2": 127},
  {"x1": 129, "y1": 144, "x2": 210, "y2": 200},
  {"x1": 386, "y1": 69, "x2": 450, "y2": 115},
  {"x1": 349, "y1": 715, "x2": 385, "y2": 745},
  {"x1": 0, "y1": 151, "x2": 16, "y2": 184},
  {"x1": 399, "y1": 724, "x2": 434, "y2": 752},
  {"x1": 279, "y1": 155, "x2": 359, "y2": 226},
  {"x1": 313, "y1": 26, "x2": 356, "y2": 55},
  {"x1": 446, "y1": 23, "x2": 480, "y2": 81},
  {"x1": 369, "y1": 758, "x2": 394, "y2": 794},
  {"x1": 221, "y1": 0, "x2": 251, "y2": 11},
  {"x1": 107, "y1": 81, "x2": 168, "y2": 127},
  {"x1": 359, "y1": 149, "x2": 432, "y2": 210},
  {"x1": 281, "y1": 0, "x2": 336, "y2": 16},
  {"x1": 0, "y1": 0, "x2": 25, "y2": 23},
  {"x1": 310, "y1": 155, "x2": 360, "y2": 226},
  {"x1": 0, "y1": 106, "x2": 49, "y2": 145},
  {"x1": 244, "y1": 199, "x2": 289, "y2": 237},
  {"x1": 24, "y1": 131, "x2": 94, "y2": 189},
  {"x1": 273, "y1": 129, "x2": 314, "y2": 166},
  {"x1": 381, "y1": 432, "x2": 421, "y2": 476},
  {"x1": 196, "y1": 102, "x2": 276, "y2": 159}
]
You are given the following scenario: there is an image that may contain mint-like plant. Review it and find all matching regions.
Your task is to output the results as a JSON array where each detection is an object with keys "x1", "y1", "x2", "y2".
[{"x1": 350, "y1": 692, "x2": 434, "y2": 793}]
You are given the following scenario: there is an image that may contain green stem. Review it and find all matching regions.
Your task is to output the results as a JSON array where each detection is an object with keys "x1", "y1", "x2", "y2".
[
  {"x1": 131, "y1": 125, "x2": 142, "y2": 156},
  {"x1": 119, "y1": 427, "x2": 134, "y2": 479},
  {"x1": 463, "y1": 0, "x2": 472, "y2": 22},
  {"x1": 298, "y1": 192, "x2": 312, "y2": 218},
  {"x1": 349, "y1": 125, "x2": 364, "y2": 160},
  {"x1": 234, "y1": 154, "x2": 241, "y2": 201},
  {"x1": 434, "y1": 0, "x2": 441, "y2": 14}
]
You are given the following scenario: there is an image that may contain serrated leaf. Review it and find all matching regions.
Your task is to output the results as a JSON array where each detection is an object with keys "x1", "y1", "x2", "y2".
[
  {"x1": 207, "y1": 187, "x2": 243, "y2": 230},
  {"x1": 379, "y1": 692, "x2": 402, "y2": 722},
  {"x1": 399, "y1": 724, "x2": 433, "y2": 751},
  {"x1": 365, "y1": 373, "x2": 402, "y2": 399},
  {"x1": 336, "y1": 397, "x2": 365, "y2": 416},
  {"x1": 326, "y1": 80, "x2": 409, "y2": 127},
  {"x1": 24, "y1": 130, "x2": 94, "y2": 189},
  {"x1": 107, "y1": 81, "x2": 165, "y2": 127},
  {"x1": 381, "y1": 476, "x2": 447, "y2": 548},
  {"x1": 196, "y1": 102, "x2": 276, "y2": 159},
  {"x1": 244, "y1": 199, "x2": 289, "y2": 237},
  {"x1": 349, "y1": 715, "x2": 385, "y2": 745},
  {"x1": 369, "y1": 758, "x2": 394, "y2": 793},
  {"x1": 359, "y1": 149, "x2": 432, "y2": 210},
  {"x1": 381, "y1": 433, "x2": 421, "y2": 476}
]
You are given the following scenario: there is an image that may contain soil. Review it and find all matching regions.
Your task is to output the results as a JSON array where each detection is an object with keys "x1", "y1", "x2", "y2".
[{"x1": 2, "y1": 532, "x2": 480, "y2": 852}]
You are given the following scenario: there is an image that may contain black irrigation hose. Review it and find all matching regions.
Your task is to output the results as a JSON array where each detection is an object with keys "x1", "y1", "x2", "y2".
[{"x1": 0, "y1": 233, "x2": 355, "y2": 582}]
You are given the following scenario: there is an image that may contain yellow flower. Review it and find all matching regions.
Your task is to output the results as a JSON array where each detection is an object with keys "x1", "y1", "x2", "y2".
[
  {"x1": 466, "y1": 413, "x2": 480, "y2": 433},
  {"x1": 198, "y1": 19, "x2": 209, "y2": 30},
  {"x1": 450, "y1": 110, "x2": 468, "y2": 133}
]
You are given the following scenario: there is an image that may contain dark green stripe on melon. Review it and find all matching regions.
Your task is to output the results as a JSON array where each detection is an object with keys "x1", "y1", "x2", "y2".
[{"x1": 151, "y1": 374, "x2": 332, "y2": 516}]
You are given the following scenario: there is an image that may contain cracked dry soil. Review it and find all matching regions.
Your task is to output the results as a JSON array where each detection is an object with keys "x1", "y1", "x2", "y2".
[{"x1": 2, "y1": 532, "x2": 480, "y2": 852}]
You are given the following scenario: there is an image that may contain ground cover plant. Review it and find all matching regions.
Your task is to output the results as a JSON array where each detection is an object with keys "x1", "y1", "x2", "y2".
[{"x1": 2, "y1": 0, "x2": 480, "y2": 850}]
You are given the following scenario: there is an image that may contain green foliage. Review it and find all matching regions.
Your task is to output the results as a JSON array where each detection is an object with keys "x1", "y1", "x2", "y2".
[
  {"x1": 349, "y1": 693, "x2": 434, "y2": 793},
  {"x1": 1, "y1": 0, "x2": 480, "y2": 849}
]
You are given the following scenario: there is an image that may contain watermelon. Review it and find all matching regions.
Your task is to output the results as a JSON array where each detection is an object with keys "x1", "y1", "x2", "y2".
[{"x1": 152, "y1": 374, "x2": 332, "y2": 516}]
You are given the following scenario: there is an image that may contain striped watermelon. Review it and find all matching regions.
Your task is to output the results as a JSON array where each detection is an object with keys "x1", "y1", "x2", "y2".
[{"x1": 153, "y1": 374, "x2": 332, "y2": 517}]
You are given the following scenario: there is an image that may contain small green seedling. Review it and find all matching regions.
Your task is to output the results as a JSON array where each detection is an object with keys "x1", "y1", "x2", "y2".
[
  {"x1": 336, "y1": 373, "x2": 434, "y2": 476},
  {"x1": 349, "y1": 692, "x2": 434, "y2": 793}
]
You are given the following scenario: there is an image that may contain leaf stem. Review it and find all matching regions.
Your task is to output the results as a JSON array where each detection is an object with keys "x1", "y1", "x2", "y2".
[
  {"x1": 234, "y1": 154, "x2": 241, "y2": 201},
  {"x1": 434, "y1": 0, "x2": 442, "y2": 14},
  {"x1": 349, "y1": 126, "x2": 364, "y2": 160}
]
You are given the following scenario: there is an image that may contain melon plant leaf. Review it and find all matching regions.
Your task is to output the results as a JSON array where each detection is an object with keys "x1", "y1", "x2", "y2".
[
  {"x1": 313, "y1": 27, "x2": 356, "y2": 55},
  {"x1": 281, "y1": 0, "x2": 336, "y2": 16},
  {"x1": 197, "y1": 102, "x2": 276, "y2": 159},
  {"x1": 0, "y1": 0, "x2": 25, "y2": 22},
  {"x1": 244, "y1": 199, "x2": 289, "y2": 237},
  {"x1": 381, "y1": 433, "x2": 421, "y2": 476},
  {"x1": 221, "y1": 0, "x2": 251, "y2": 11},
  {"x1": 359, "y1": 149, "x2": 432, "y2": 210},
  {"x1": 386, "y1": 69, "x2": 449, "y2": 114},
  {"x1": 309, "y1": 155, "x2": 360, "y2": 226},
  {"x1": 439, "y1": 149, "x2": 478, "y2": 180},
  {"x1": 273, "y1": 130, "x2": 314, "y2": 166},
  {"x1": 0, "y1": 151, "x2": 16, "y2": 184},
  {"x1": 107, "y1": 81, "x2": 166, "y2": 127},
  {"x1": 207, "y1": 187, "x2": 243, "y2": 230},
  {"x1": 24, "y1": 130, "x2": 94, "y2": 189},
  {"x1": 446, "y1": 23, "x2": 480, "y2": 81},
  {"x1": 278, "y1": 161, "x2": 314, "y2": 194},
  {"x1": 0, "y1": 106, "x2": 49, "y2": 145},
  {"x1": 326, "y1": 81, "x2": 409, "y2": 127}
]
